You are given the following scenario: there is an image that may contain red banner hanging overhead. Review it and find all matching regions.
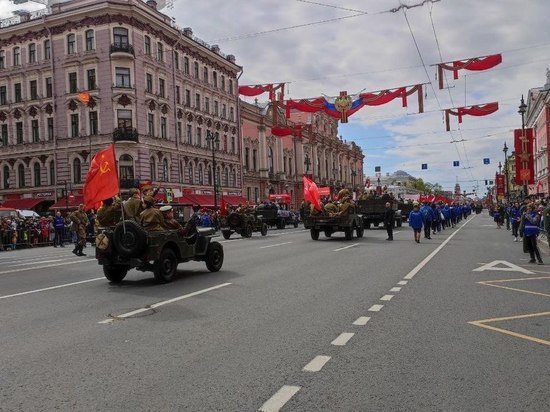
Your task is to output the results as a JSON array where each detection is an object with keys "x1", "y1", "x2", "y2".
[
  {"x1": 437, "y1": 54, "x2": 502, "y2": 89},
  {"x1": 271, "y1": 124, "x2": 304, "y2": 138},
  {"x1": 495, "y1": 173, "x2": 505, "y2": 198},
  {"x1": 514, "y1": 128, "x2": 535, "y2": 185},
  {"x1": 238, "y1": 83, "x2": 285, "y2": 100},
  {"x1": 444, "y1": 102, "x2": 499, "y2": 131}
]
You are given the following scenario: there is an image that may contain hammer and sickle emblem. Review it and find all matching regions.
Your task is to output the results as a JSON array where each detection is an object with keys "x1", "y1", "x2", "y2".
[{"x1": 99, "y1": 161, "x2": 111, "y2": 175}]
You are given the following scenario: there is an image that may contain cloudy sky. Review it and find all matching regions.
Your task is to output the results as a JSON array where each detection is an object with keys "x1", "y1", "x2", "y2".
[{"x1": 1, "y1": 0, "x2": 548, "y2": 194}]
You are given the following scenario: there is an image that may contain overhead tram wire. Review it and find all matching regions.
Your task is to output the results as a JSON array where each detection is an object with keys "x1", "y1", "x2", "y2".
[{"x1": 294, "y1": 0, "x2": 368, "y2": 14}]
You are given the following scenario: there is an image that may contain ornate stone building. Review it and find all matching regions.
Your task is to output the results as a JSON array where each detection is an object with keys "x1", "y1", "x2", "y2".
[
  {"x1": 0, "y1": 0, "x2": 242, "y2": 211},
  {"x1": 240, "y1": 100, "x2": 364, "y2": 210}
]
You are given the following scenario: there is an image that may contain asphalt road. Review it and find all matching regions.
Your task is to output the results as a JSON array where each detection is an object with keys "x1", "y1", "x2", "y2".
[{"x1": 0, "y1": 212, "x2": 548, "y2": 411}]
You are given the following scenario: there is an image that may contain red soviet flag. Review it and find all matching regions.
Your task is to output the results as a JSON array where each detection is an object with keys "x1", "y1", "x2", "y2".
[
  {"x1": 303, "y1": 176, "x2": 322, "y2": 211},
  {"x1": 83, "y1": 144, "x2": 119, "y2": 210},
  {"x1": 220, "y1": 196, "x2": 228, "y2": 217}
]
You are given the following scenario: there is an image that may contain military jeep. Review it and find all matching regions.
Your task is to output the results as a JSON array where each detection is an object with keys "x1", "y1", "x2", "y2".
[
  {"x1": 220, "y1": 211, "x2": 268, "y2": 239},
  {"x1": 95, "y1": 220, "x2": 224, "y2": 283}
]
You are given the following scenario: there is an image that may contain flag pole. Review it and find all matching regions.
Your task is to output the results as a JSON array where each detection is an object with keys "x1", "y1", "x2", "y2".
[{"x1": 111, "y1": 143, "x2": 126, "y2": 234}]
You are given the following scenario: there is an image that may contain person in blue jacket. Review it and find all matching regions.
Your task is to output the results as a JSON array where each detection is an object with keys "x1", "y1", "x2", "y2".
[
  {"x1": 408, "y1": 201, "x2": 423, "y2": 243},
  {"x1": 523, "y1": 203, "x2": 543, "y2": 264},
  {"x1": 419, "y1": 201, "x2": 434, "y2": 240},
  {"x1": 509, "y1": 202, "x2": 521, "y2": 241}
]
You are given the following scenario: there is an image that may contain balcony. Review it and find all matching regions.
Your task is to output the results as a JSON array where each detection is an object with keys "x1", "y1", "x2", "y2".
[
  {"x1": 113, "y1": 128, "x2": 139, "y2": 143},
  {"x1": 110, "y1": 43, "x2": 135, "y2": 58}
]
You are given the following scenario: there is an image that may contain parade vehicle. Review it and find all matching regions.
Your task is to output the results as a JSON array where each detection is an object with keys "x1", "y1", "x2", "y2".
[
  {"x1": 220, "y1": 211, "x2": 268, "y2": 239},
  {"x1": 356, "y1": 198, "x2": 403, "y2": 229},
  {"x1": 303, "y1": 211, "x2": 364, "y2": 240},
  {"x1": 255, "y1": 203, "x2": 299, "y2": 229},
  {"x1": 95, "y1": 220, "x2": 224, "y2": 283}
]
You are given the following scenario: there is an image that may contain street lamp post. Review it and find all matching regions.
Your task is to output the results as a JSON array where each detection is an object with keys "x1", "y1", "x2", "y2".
[
  {"x1": 503, "y1": 142, "x2": 510, "y2": 202},
  {"x1": 518, "y1": 95, "x2": 528, "y2": 199},
  {"x1": 206, "y1": 130, "x2": 220, "y2": 212}
]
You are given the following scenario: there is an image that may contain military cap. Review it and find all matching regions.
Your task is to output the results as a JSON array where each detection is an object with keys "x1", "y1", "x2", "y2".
[
  {"x1": 142, "y1": 185, "x2": 153, "y2": 192},
  {"x1": 159, "y1": 205, "x2": 173, "y2": 212},
  {"x1": 143, "y1": 195, "x2": 155, "y2": 206},
  {"x1": 128, "y1": 188, "x2": 140, "y2": 196}
]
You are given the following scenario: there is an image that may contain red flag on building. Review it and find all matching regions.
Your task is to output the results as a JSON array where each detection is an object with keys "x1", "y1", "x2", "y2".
[
  {"x1": 83, "y1": 144, "x2": 119, "y2": 210},
  {"x1": 303, "y1": 176, "x2": 322, "y2": 211}
]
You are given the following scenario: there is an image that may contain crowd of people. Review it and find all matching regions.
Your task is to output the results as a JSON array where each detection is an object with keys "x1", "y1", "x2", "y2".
[{"x1": 407, "y1": 201, "x2": 473, "y2": 243}]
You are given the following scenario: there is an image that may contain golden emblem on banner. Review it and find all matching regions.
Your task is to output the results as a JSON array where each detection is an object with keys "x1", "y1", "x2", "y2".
[{"x1": 334, "y1": 91, "x2": 353, "y2": 123}]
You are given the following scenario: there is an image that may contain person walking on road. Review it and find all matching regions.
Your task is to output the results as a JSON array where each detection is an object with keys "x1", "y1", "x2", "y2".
[
  {"x1": 69, "y1": 204, "x2": 88, "y2": 256},
  {"x1": 523, "y1": 203, "x2": 544, "y2": 265},
  {"x1": 420, "y1": 201, "x2": 433, "y2": 239},
  {"x1": 384, "y1": 202, "x2": 395, "y2": 241},
  {"x1": 408, "y1": 201, "x2": 423, "y2": 243},
  {"x1": 53, "y1": 211, "x2": 65, "y2": 247},
  {"x1": 510, "y1": 202, "x2": 521, "y2": 242}
]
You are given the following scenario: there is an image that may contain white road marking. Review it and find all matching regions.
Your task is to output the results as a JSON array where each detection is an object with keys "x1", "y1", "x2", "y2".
[
  {"x1": 99, "y1": 283, "x2": 232, "y2": 324},
  {"x1": 9, "y1": 258, "x2": 78, "y2": 267},
  {"x1": 0, "y1": 277, "x2": 104, "y2": 300},
  {"x1": 473, "y1": 260, "x2": 533, "y2": 274},
  {"x1": 331, "y1": 332, "x2": 355, "y2": 346},
  {"x1": 333, "y1": 243, "x2": 360, "y2": 252},
  {"x1": 404, "y1": 216, "x2": 474, "y2": 280},
  {"x1": 380, "y1": 294, "x2": 394, "y2": 301},
  {"x1": 368, "y1": 304, "x2": 384, "y2": 312},
  {"x1": 390, "y1": 287, "x2": 401, "y2": 292},
  {"x1": 259, "y1": 385, "x2": 301, "y2": 412},
  {"x1": 259, "y1": 242, "x2": 293, "y2": 249},
  {"x1": 353, "y1": 316, "x2": 371, "y2": 326},
  {"x1": 303, "y1": 355, "x2": 331, "y2": 372},
  {"x1": 0, "y1": 258, "x2": 96, "y2": 275},
  {"x1": 398, "y1": 280, "x2": 408, "y2": 285}
]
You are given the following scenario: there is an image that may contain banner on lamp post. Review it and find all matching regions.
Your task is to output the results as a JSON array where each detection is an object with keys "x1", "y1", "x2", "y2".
[
  {"x1": 514, "y1": 128, "x2": 534, "y2": 185},
  {"x1": 495, "y1": 174, "x2": 505, "y2": 198}
]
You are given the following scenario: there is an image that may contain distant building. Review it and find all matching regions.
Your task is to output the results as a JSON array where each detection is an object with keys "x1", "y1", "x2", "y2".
[{"x1": 0, "y1": 0, "x2": 241, "y2": 212}]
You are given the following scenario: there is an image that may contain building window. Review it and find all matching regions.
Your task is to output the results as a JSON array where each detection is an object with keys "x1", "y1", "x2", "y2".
[
  {"x1": 150, "y1": 157, "x2": 156, "y2": 181},
  {"x1": 176, "y1": 86, "x2": 180, "y2": 104},
  {"x1": 204, "y1": 97, "x2": 209, "y2": 114},
  {"x1": 14, "y1": 83, "x2": 21, "y2": 103},
  {"x1": 33, "y1": 163, "x2": 41, "y2": 186},
  {"x1": 45, "y1": 77, "x2": 52, "y2": 98},
  {"x1": 1, "y1": 124, "x2": 7, "y2": 145},
  {"x1": 185, "y1": 89, "x2": 191, "y2": 106},
  {"x1": 160, "y1": 117, "x2": 167, "y2": 139},
  {"x1": 28, "y1": 43, "x2": 36, "y2": 63},
  {"x1": 0, "y1": 86, "x2": 7, "y2": 105},
  {"x1": 186, "y1": 124, "x2": 192, "y2": 144},
  {"x1": 43, "y1": 40, "x2": 51, "y2": 60},
  {"x1": 117, "y1": 109, "x2": 132, "y2": 129},
  {"x1": 213, "y1": 71, "x2": 218, "y2": 87},
  {"x1": 13, "y1": 47, "x2": 20, "y2": 66},
  {"x1": 229, "y1": 107, "x2": 234, "y2": 121},
  {"x1": 231, "y1": 135, "x2": 236, "y2": 154},
  {"x1": 222, "y1": 104, "x2": 226, "y2": 119},
  {"x1": 47, "y1": 117, "x2": 53, "y2": 140},
  {"x1": 203, "y1": 66, "x2": 208, "y2": 83},
  {"x1": 115, "y1": 67, "x2": 131, "y2": 88},
  {"x1": 144, "y1": 36, "x2": 151, "y2": 55},
  {"x1": 89, "y1": 111, "x2": 98, "y2": 135},
  {"x1": 221, "y1": 75, "x2": 225, "y2": 91},
  {"x1": 113, "y1": 27, "x2": 128, "y2": 48},
  {"x1": 30, "y1": 80, "x2": 38, "y2": 100},
  {"x1": 119, "y1": 154, "x2": 134, "y2": 182},
  {"x1": 183, "y1": 56, "x2": 189, "y2": 74},
  {"x1": 49, "y1": 161, "x2": 55, "y2": 185},
  {"x1": 194, "y1": 62, "x2": 199, "y2": 78},
  {"x1": 70, "y1": 114, "x2": 79, "y2": 137},
  {"x1": 229, "y1": 79, "x2": 234, "y2": 95},
  {"x1": 188, "y1": 163, "x2": 193, "y2": 184},
  {"x1": 148, "y1": 113, "x2": 155, "y2": 136},
  {"x1": 157, "y1": 42, "x2": 164, "y2": 61},
  {"x1": 0, "y1": 50, "x2": 4, "y2": 69},
  {"x1": 177, "y1": 121, "x2": 182, "y2": 141},
  {"x1": 18, "y1": 164, "x2": 25, "y2": 188},
  {"x1": 159, "y1": 78, "x2": 165, "y2": 98},
  {"x1": 68, "y1": 72, "x2": 77, "y2": 93},
  {"x1": 16, "y1": 123, "x2": 23, "y2": 144},
  {"x1": 85, "y1": 30, "x2": 95, "y2": 51},
  {"x1": 146, "y1": 73, "x2": 153, "y2": 93},
  {"x1": 196, "y1": 127, "x2": 202, "y2": 147},
  {"x1": 73, "y1": 158, "x2": 81, "y2": 183},
  {"x1": 198, "y1": 164, "x2": 203, "y2": 185},
  {"x1": 87, "y1": 69, "x2": 96, "y2": 90},
  {"x1": 3, "y1": 165, "x2": 10, "y2": 189},
  {"x1": 245, "y1": 147, "x2": 250, "y2": 170},
  {"x1": 195, "y1": 93, "x2": 201, "y2": 110},
  {"x1": 253, "y1": 149, "x2": 258, "y2": 171},
  {"x1": 67, "y1": 34, "x2": 76, "y2": 54},
  {"x1": 174, "y1": 51, "x2": 179, "y2": 70},
  {"x1": 162, "y1": 158, "x2": 168, "y2": 181},
  {"x1": 214, "y1": 101, "x2": 219, "y2": 116},
  {"x1": 31, "y1": 119, "x2": 39, "y2": 142}
]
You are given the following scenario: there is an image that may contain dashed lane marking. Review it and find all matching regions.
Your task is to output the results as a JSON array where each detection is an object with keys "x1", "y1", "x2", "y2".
[
  {"x1": 333, "y1": 243, "x2": 360, "y2": 252},
  {"x1": 380, "y1": 294, "x2": 394, "y2": 301},
  {"x1": 0, "y1": 277, "x2": 104, "y2": 300},
  {"x1": 368, "y1": 304, "x2": 384, "y2": 312},
  {"x1": 259, "y1": 242, "x2": 293, "y2": 249},
  {"x1": 353, "y1": 316, "x2": 371, "y2": 326},
  {"x1": 303, "y1": 355, "x2": 331, "y2": 372},
  {"x1": 99, "y1": 282, "x2": 232, "y2": 324},
  {"x1": 259, "y1": 385, "x2": 301, "y2": 412},
  {"x1": 398, "y1": 280, "x2": 408, "y2": 285},
  {"x1": 0, "y1": 258, "x2": 96, "y2": 275},
  {"x1": 331, "y1": 332, "x2": 354, "y2": 346},
  {"x1": 390, "y1": 287, "x2": 402, "y2": 292}
]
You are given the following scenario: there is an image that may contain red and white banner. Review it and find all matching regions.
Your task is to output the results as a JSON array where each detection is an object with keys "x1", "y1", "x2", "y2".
[
  {"x1": 495, "y1": 174, "x2": 505, "y2": 197},
  {"x1": 514, "y1": 128, "x2": 535, "y2": 185}
]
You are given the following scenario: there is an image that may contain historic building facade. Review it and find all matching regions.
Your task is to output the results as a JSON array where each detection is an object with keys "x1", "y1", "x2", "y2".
[
  {"x1": 0, "y1": 0, "x2": 241, "y2": 211},
  {"x1": 240, "y1": 100, "x2": 364, "y2": 210}
]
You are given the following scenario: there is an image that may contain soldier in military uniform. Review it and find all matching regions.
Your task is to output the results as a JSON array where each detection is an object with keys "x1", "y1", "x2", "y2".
[
  {"x1": 139, "y1": 196, "x2": 165, "y2": 231},
  {"x1": 142, "y1": 184, "x2": 160, "y2": 198},
  {"x1": 97, "y1": 196, "x2": 122, "y2": 227},
  {"x1": 69, "y1": 203, "x2": 89, "y2": 256},
  {"x1": 324, "y1": 200, "x2": 338, "y2": 214},
  {"x1": 333, "y1": 194, "x2": 354, "y2": 217},
  {"x1": 123, "y1": 188, "x2": 143, "y2": 221}
]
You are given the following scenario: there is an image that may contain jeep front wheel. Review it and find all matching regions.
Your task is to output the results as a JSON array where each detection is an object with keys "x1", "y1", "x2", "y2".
[
  {"x1": 310, "y1": 228, "x2": 320, "y2": 240},
  {"x1": 222, "y1": 230, "x2": 231, "y2": 240},
  {"x1": 260, "y1": 223, "x2": 268, "y2": 236},
  {"x1": 205, "y1": 242, "x2": 224, "y2": 272},
  {"x1": 103, "y1": 264, "x2": 130, "y2": 283},
  {"x1": 154, "y1": 248, "x2": 178, "y2": 283}
]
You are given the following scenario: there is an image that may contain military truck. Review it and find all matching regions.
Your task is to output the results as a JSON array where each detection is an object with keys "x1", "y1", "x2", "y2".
[
  {"x1": 356, "y1": 198, "x2": 402, "y2": 229},
  {"x1": 255, "y1": 204, "x2": 299, "y2": 229},
  {"x1": 95, "y1": 220, "x2": 223, "y2": 283},
  {"x1": 303, "y1": 211, "x2": 364, "y2": 240},
  {"x1": 220, "y1": 211, "x2": 268, "y2": 239}
]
